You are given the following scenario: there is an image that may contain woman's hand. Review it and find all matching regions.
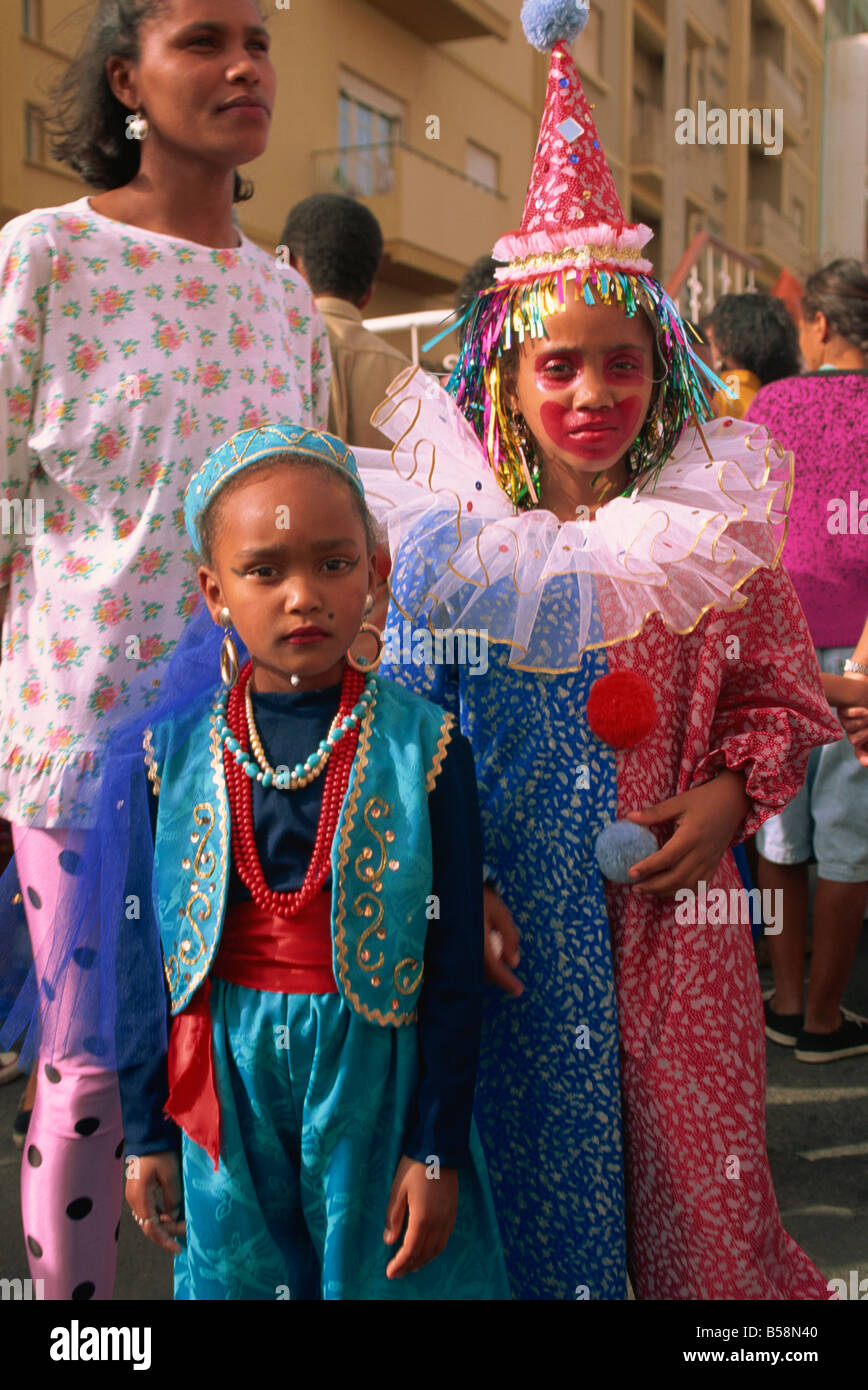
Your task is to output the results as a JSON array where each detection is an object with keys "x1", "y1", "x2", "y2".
[
  {"x1": 383, "y1": 1156, "x2": 458, "y2": 1279},
  {"x1": 625, "y1": 770, "x2": 751, "y2": 898},
  {"x1": 840, "y1": 705, "x2": 868, "y2": 767},
  {"x1": 483, "y1": 883, "x2": 523, "y2": 996},
  {"x1": 125, "y1": 1150, "x2": 186, "y2": 1255}
]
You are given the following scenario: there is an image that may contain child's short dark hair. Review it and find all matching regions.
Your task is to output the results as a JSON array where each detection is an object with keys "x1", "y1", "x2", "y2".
[
  {"x1": 279, "y1": 195, "x2": 383, "y2": 304},
  {"x1": 48, "y1": 0, "x2": 255, "y2": 201},
  {"x1": 197, "y1": 453, "x2": 380, "y2": 568},
  {"x1": 710, "y1": 293, "x2": 800, "y2": 385}
]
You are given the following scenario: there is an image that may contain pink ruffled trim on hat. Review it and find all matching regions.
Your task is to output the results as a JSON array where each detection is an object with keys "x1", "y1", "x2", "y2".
[
  {"x1": 492, "y1": 221, "x2": 655, "y2": 264},
  {"x1": 493, "y1": 251, "x2": 655, "y2": 285}
]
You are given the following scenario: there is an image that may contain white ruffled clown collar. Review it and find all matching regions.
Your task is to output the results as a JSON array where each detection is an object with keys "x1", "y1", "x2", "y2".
[{"x1": 356, "y1": 368, "x2": 792, "y2": 674}]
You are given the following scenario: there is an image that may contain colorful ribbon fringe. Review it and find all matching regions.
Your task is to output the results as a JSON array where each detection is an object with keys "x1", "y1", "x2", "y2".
[{"x1": 447, "y1": 268, "x2": 724, "y2": 508}]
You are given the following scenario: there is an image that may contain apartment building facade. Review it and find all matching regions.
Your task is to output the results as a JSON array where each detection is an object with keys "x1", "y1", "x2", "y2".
[
  {"x1": 1, "y1": 0, "x2": 836, "y2": 341},
  {"x1": 819, "y1": 0, "x2": 868, "y2": 263}
]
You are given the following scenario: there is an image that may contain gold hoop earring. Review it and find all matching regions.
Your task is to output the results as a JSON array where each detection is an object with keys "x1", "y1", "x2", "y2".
[
  {"x1": 509, "y1": 411, "x2": 540, "y2": 506},
  {"x1": 347, "y1": 622, "x2": 384, "y2": 673},
  {"x1": 219, "y1": 606, "x2": 239, "y2": 688}
]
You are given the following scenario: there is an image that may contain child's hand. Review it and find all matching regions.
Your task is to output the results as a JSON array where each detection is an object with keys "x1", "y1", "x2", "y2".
[
  {"x1": 625, "y1": 770, "x2": 751, "y2": 898},
  {"x1": 383, "y1": 1155, "x2": 458, "y2": 1279},
  {"x1": 840, "y1": 705, "x2": 868, "y2": 766},
  {"x1": 820, "y1": 671, "x2": 868, "y2": 710},
  {"x1": 126, "y1": 1150, "x2": 186, "y2": 1255},
  {"x1": 483, "y1": 884, "x2": 523, "y2": 997}
]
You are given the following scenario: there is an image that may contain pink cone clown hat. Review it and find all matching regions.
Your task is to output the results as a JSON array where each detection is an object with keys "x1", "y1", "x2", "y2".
[
  {"x1": 448, "y1": 0, "x2": 723, "y2": 508},
  {"x1": 493, "y1": 3, "x2": 653, "y2": 282}
]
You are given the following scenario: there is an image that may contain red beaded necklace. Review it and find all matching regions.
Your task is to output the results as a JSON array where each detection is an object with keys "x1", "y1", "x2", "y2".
[{"x1": 223, "y1": 660, "x2": 367, "y2": 919}]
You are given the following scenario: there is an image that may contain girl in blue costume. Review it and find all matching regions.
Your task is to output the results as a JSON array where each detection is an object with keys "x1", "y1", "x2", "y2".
[
  {"x1": 2, "y1": 423, "x2": 509, "y2": 1301},
  {"x1": 359, "y1": 0, "x2": 839, "y2": 1302}
]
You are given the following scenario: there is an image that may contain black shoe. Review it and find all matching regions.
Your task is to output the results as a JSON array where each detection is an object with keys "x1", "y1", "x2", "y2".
[
  {"x1": 795, "y1": 1010, "x2": 868, "y2": 1063},
  {"x1": 11, "y1": 1107, "x2": 31, "y2": 1150},
  {"x1": 763, "y1": 992, "x2": 803, "y2": 1047}
]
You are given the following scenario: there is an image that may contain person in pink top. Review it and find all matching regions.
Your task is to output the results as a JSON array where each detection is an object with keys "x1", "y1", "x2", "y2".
[
  {"x1": 0, "y1": 0, "x2": 329, "y2": 1301},
  {"x1": 746, "y1": 258, "x2": 868, "y2": 1063}
]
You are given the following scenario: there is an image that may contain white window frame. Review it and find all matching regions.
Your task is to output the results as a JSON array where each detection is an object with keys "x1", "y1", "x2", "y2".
[{"x1": 465, "y1": 140, "x2": 499, "y2": 193}]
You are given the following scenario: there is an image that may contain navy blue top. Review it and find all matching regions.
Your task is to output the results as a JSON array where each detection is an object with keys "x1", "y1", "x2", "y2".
[{"x1": 118, "y1": 678, "x2": 485, "y2": 1168}]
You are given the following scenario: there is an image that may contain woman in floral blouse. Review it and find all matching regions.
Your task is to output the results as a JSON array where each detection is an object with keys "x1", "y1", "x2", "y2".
[{"x1": 0, "y1": 0, "x2": 329, "y2": 1300}]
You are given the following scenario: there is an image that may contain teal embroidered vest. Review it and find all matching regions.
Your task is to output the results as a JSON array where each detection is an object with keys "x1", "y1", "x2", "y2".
[{"x1": 143, "y1": 676, "x2": 454, "y2": 1026}]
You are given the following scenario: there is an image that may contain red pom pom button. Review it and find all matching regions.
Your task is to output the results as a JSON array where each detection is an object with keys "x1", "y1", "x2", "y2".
[{"x1": 586, "y1": 670, "x2": 657, "y2": 748}]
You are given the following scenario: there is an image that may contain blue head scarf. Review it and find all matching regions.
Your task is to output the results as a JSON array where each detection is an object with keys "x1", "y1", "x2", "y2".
[{"x1": 184, "y1": 423, "x2": 365, "y2": 552}]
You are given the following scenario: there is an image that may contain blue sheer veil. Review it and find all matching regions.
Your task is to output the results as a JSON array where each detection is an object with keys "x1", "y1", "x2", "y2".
[{"x1": 0, "y1": 602, "x2": 248, "y2": 1072}]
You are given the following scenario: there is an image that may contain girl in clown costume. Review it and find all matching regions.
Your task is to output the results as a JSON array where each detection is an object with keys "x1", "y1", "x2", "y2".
[{"x1": 359, "y1": 0, "x2": 841, "y2": 1299}]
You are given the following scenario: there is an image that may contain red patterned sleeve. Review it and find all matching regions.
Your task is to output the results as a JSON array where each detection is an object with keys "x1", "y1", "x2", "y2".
[{"x1": 687, "y1": 563, "x2": 842, "y2": 840}]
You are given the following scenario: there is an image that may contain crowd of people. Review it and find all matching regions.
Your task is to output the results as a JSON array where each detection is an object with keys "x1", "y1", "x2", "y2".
[{"x1": 0, "y1": 0, "x2": 865, "y2": 1302}]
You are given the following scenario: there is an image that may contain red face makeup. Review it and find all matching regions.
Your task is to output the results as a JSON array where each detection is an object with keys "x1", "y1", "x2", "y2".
[
  {"x1": 539, "y1": 393, "x2": 645, "y2": 459},
  {"x1": 532, "y1": 346, "x2": 649, "y2": 460},
  {"x1": 509, "y1": 300, "x2": 656, "y2": 517}
]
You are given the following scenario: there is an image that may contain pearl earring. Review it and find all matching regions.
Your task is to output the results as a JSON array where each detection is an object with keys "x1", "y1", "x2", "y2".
[{"x1": 125, "y1": 111, "x2": 149, "y2": 141}]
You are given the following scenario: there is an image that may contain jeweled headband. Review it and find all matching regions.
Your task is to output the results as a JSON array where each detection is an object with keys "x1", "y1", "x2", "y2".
[{"x1": 184, "y1": 423, "x2": 365, "y2": 550}]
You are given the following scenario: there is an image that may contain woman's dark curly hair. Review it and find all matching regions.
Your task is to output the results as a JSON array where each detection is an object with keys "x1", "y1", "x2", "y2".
[
  {"x1": 47, "y1": 0, "x2": 254, "y2": 202},
  {"x1": 802, "y1": 258, "x2": 868, "y2": 355},
  {"x1": 710, "y1": 293, "x2": 800, "y2": 385}
]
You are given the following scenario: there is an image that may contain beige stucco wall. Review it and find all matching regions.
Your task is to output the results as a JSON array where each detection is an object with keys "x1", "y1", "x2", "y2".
[{"x1": 0, "y1": 0, "x2": 835, "y2": 326}]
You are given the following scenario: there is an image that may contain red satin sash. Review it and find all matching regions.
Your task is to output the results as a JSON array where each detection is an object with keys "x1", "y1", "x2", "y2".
[{"x1": 165, "y1": 892, "x2": 335, "y2": 1168}]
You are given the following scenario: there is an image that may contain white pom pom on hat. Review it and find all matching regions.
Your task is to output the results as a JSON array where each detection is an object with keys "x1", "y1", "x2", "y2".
[{"x1": 521, "y1": 0, "x2": 590, "y2": 52}]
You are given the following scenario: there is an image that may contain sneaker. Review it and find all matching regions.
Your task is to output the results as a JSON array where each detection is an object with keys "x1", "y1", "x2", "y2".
[
  {"x1": 795, "y1": 1009, "x2": 868, "y2": 1063},
  {"x1": 763, "y1": 991, "x2": 803, "y2": 1047}
]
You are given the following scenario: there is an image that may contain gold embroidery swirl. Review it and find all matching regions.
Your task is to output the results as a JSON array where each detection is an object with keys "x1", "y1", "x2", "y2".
[
  {"x1": 394, "y1": 958, "x2": 424, "y2": 995},
  {"x1": 168, "y1": 705, "x2": 230, "y2": 1011},
  {"x1": 192, "y1": 803, "x2": 216, "y2": 879},
  {"x1": 333, "y1": 684, "x2": 417, "y2": 1026},
  {"x1": 355, "y1": 797, "x2": 389, "y2": 883},
  {"x1": 179, "y1": 903, "x2": 207, "y2": 964},
  {"x1": 355, "y1": 895, "x2": 385, "y2": 972}
]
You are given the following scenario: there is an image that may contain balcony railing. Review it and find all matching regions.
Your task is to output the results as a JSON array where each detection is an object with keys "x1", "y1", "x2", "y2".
[
  {"x1": 363, "y1": 309, "x2": 457, "y2": 367},
  {"x1": 666, "y1": 231, "x2": 761, "y2": 320},
  {"x1": 315, "y1": 143, "x2": 397, "y2": 200},
  {"x1": 364, "y1": 0, "x2": 509, "y2": 43},
  {"x1": 312, "y1": 142, "x2": 508, "y2": 278}
]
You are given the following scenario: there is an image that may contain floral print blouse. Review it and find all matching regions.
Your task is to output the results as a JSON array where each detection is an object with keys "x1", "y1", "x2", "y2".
[{"x1": 0, "y1": 197, "x2": 330, "y2": 825}]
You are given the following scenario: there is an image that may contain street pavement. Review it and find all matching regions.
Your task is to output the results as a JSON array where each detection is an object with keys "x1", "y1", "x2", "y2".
[{"x1": 1, "y1": 929, "x2": 867, "y2": 1302}]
